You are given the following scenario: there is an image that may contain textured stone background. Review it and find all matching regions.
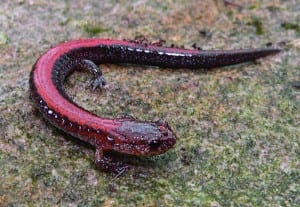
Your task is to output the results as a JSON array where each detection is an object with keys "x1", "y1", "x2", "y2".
[{"x1": 0, "y1": 0, "x2": 299, "y2": 206}]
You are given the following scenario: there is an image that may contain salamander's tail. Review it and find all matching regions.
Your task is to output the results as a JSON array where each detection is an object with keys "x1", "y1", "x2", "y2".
[{"x1": 197, "y1": 48, "x2": 281, "y2": 68}]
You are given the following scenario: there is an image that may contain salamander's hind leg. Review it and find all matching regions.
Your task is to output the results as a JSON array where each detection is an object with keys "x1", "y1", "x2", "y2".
[
  {"x1": 94, "y1": 147, "x2": 130, "y2": 176},
  {"x1": 80, "y1": 59, "x2": 106, "y2": 91}
]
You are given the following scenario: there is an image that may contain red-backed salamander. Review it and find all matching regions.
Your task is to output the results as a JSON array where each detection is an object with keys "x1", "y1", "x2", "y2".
[{"x1": 29, "y1": 39, "x2": 280, "y2": 174}]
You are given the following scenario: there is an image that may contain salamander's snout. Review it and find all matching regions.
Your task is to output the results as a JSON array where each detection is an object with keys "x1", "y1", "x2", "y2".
[{"x1": 150, "y1": 119, "x2": 176, "y2": 153}]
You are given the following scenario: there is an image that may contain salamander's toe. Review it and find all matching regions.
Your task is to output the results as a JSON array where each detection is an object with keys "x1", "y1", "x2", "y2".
[{"x1": 90, "y1": 75, "x2": 106, "y2": 91}]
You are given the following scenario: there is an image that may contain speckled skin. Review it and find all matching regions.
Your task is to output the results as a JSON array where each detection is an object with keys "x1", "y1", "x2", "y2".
[{"x1": 29, "y1": 39, "x2": 279, "y2": 174}]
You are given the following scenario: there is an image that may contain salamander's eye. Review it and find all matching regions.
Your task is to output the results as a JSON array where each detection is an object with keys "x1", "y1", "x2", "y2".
[{"x1": 149, "y1": 139, "x2": 161, "y2": 149}]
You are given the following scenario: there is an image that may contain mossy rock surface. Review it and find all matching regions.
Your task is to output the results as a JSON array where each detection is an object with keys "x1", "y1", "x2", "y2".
[{"x1": 0, "y1": 1, "x2": 299, "y2": 206}]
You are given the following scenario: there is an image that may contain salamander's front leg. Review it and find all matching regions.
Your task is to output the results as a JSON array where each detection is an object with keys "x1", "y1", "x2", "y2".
[
  {"x1": 94, "y1": 147, "x2": 130, "y2": 175},
  {"x1": 80, "y1": 59, "x2": 106, "y2": 91}
]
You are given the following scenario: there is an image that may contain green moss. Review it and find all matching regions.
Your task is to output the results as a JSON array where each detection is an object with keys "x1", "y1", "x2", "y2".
[
  {"x1": 226, "y1": 10, "x2": 234, "y2": 19},
  {"x1": 83, "y1": 23, "x2": 109, "y2": 36},
  {"x1": 0, "y1": 31, "x2": 8, "y2": 45},
  {"x1": 281, "y1": 22, "x2": 300, "y2": 35},
  {"x1": 267, "y1": 5, "x2": 281, "y2": 12},
  {"x1": 248, "y1": 17, "x2": 265, "y2": 35}
]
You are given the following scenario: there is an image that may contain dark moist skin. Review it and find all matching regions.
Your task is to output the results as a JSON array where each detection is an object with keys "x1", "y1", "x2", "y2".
[{"x1": 29, "y1": 39, "x2": 280, "y2": 174}]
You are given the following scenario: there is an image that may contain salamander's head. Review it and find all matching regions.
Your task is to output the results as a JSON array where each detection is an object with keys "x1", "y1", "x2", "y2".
[{"x1": 107, "y1": 119, "x2": 176, "y2": 156}]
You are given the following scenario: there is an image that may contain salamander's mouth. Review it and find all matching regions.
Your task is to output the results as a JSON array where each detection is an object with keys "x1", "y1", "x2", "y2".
[
  {"x1": 128, "y1": 135, "x2": 176, "y2": 156},
  {"x1": 147, "y1": 136, "x2": 176, "y2": 156}
]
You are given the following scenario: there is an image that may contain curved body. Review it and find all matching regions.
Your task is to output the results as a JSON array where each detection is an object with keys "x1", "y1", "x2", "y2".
[{"x1": 30, "y1": 39, "x2": 279, "y2": 173}]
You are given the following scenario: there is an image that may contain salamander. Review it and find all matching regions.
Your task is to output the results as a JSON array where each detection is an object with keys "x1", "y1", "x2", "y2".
[{"x1": 29, "y1": 38, "x2": 280, "y2": 174}]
